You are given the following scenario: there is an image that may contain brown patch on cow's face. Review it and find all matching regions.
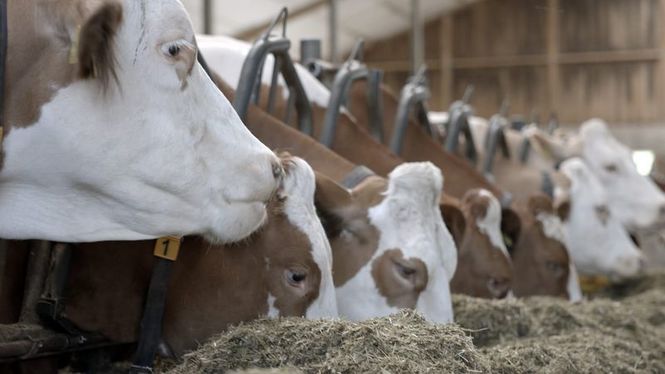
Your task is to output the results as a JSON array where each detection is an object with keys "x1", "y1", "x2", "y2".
[
  {"x1": 511, "y1": 194, "x2": 570, "y2": 298},
  {"x1": 451, "y1": 189, "x2": 513, "y2": 299},
  {"x1": 315, "y1": 172, "x2": 388, "y2": 287},
  {"x1": 370, "y1": 249, "x2": 428, "y2": 309}
]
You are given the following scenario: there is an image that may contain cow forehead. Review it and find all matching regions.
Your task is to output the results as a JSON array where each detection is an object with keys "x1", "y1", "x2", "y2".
[
  {"x1": 471, "y1": 190, "x2": 510, "y2": 260},
  {"x1": 536, "y1": 212, "x2": 567, "y2": 244}
]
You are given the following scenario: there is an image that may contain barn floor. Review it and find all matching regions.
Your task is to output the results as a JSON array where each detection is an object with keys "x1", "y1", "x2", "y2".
[{"x1": 163, "y1": 272, "x2": 665, "y2": 374}]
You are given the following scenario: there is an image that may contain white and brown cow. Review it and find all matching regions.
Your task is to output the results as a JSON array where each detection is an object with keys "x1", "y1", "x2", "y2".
[
  {"x1": 530, "y1": 119, "x2": 665, "y2": 231},
  {"x1": 315, "y1": 162, "x2": 457, "y2": 323},
  {"x1": 1, "y1": 0, "x2": 281, "y2": 242},
  {"x1": 62, "y1": 156, "x2": 337, "y2": 357},
  {"x1": 556, "y1": 158, "x2": 644, "y2": 280}
]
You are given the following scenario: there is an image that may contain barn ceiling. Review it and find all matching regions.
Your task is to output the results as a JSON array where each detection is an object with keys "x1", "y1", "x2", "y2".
[{"x1": 181, "y1": 0, "x2": 479, "y2": 60}]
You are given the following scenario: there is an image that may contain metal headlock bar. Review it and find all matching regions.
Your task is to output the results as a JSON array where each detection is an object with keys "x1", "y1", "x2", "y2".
[
  {"x1": 547, "y1": 113, "x2": 559, "y2": 135},
  {"x1": 518, "y1": 112, "x2": 540, "y2": 164},
  {"x1": 443, "y1": 85, "x2": 477, "y2": 164},
  {"x1": 233, "y1": 7, "x2": 313, "y2": 135},
  {"x1": 481, "y1": 100, "x2": 511, "y2": 180},
  {"x1": 320, "y1": 39, "x2": 384, "y2": 148},
  {"x1": 389, "y1": 65, "x2": 432, "y2": 155}
]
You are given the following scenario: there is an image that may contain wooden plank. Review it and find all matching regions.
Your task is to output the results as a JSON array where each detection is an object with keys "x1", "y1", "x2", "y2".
[
  {"x1": 439, "y1": 14, "x2": 454, "y2": 107},
  {"x1": 547, "y1": 0, "x2": 560, "y2": 116},
  {"x1": 658, "y1": 0, "x2": 665, "y2": 119}
]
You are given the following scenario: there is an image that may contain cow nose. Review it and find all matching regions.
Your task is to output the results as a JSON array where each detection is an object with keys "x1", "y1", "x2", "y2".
[{"x1": 488, "y1": 277, "x2": 511, "y2": 299}]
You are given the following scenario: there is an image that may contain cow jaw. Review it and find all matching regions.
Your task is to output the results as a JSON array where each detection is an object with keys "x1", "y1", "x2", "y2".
[{"x1": 0, "y1": 0, "x2": 281, "y2": 242}]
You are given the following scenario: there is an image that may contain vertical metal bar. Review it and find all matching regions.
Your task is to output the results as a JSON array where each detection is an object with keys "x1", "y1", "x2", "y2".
[
  {"x1": 328, "y1": 0, "x2": 338, "y2": 63},
  {"x1": 266, "y1": 57, "x2": 282, "y2": 114},
  {"x1": 410, "y1": 0, "x2": 424, "y2": 75},
  {"x1": 203, "y1": 0, "x2": 213, "y2": 34}
]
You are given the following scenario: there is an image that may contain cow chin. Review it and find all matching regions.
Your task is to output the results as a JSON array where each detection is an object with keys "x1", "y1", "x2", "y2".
[{"x1": 205, "y1": 202, "x2": 268, "y2": 244}]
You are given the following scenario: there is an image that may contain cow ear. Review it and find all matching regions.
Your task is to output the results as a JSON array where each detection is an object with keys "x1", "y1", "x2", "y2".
[
  {"x1": 78, "y1": 2, "x2": 123, "y2": 89},
  {"x1": 440, "y1": 203, "x2": 466, "y2": 248},
  {"x1": 314, "y1": 171, "x2": 354, "y2": 238},
  {"x1": 501, "y1": 208, "x2": 521, "y2": 255}
]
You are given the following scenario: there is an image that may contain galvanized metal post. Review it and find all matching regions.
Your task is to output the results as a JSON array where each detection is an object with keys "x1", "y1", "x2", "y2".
[
  {"x1": 203, "y1": 0, "x2": 213, "y2": 34},
  {"x1": 411, "y1": 0, "x2": 424, "y2": 75},
  {"x1": 328, "y1": 0, "x2": 338, "y2": 63}
]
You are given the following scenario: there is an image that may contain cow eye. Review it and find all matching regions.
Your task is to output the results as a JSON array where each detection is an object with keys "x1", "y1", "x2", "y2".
[
  {"x1": 545, "y1": 261, "x2": 565, "y2": 277},
  {"x1": 394, "y1": 261, "x2": 416, "y2": 279},
  {"x1": 168, "y1": 45, "x2": 180, "y2": 57},
  {"x1": 285, "y1": 269, "x2": 307, "y2": 287},
  {"x1": 604, "y1": 164, "x2": 618, "y2": 173}
]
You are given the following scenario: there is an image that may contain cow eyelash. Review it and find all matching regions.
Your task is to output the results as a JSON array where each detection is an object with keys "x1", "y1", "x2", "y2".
[{"x1": 162, "y1": 40, "x2": 194, "y2": 58}]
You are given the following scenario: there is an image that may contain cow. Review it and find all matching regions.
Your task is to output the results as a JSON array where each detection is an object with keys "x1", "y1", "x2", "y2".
[
  {"x1": 556, "y1": 158, "x2": 644, "y2": 281},
  {"x1": 60, "y1": 156, "x2": 337, "y2": 358},
  {"x1": 1, "y1": 1, "x2": 281, "y2": 242},
  {"x1": 529, "y1": 119, "x2": 665, "y2": 232},
  {"x1": 315, "y1": 162, "x2": 457, "y2": 323}
]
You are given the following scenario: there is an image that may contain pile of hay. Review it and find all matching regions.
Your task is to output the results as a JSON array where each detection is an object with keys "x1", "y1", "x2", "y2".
[
  {"x1": 167, "y1": 273, "x2": 665, "y2": 374},
  {"x1": 168, "y1": 310, "x2": 488, "y2": 373}
]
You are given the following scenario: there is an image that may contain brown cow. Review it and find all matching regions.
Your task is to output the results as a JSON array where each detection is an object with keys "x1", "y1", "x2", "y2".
[{"x1": 61, "y1": 156, "x2": 337, "y2": 357}]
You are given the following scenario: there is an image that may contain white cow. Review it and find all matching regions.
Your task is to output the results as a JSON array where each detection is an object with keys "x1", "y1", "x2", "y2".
[
  {"x1": 557, "y1": 158, "x2": 644, "y2": 280},
  {"x1": 532, "y1": 119, "x2": 665, "y2": 231},
  {"x1": 1, "y1": 1, "x2": 281, "y2": 243}
]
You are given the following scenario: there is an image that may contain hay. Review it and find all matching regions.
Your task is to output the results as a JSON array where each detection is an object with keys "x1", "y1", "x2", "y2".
[
  {"x1": 164, "y1": 272, "x2": 665, "y2": 374},
  {"x1": 168, "y1": 310, "x2": 488, "y2": 374}
]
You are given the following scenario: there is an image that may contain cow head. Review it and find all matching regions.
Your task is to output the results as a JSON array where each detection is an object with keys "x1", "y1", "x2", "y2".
[
  {"x1": 1, "y1": 0, "x2": 281, "y2": 242},
  {"x1": 259, "y1": 156, "x2": 338, "y2": 320},
  {"x1": 556, "y1": 158, "x2": 644, "y2": 280},
  {"x1": 450, "y1": 189, "x2": 514, "y2": 299},
  {"x1": 509, "y1": 194, "x2": 582, "y2": 301},
  {"x1": 316, "y1": 162, "x2": 457, "y2": 323},
  {"x1": 531, "y1": 119, "x2": 665, "y2": 231}
]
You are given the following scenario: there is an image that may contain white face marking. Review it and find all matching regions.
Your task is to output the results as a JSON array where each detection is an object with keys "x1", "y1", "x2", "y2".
[
  {"x1": 335, "y1": 162, "x2": 457, "y2": 323},
  {"x1": 1, "y1": 0, "x2": 280, "y2": 242},
  {"x1": 579, "y1": 119, "x2": 665, "y2": 230},
  {"x1": 281, "y1": 158, "x2": 338, "y2": 319},
  {"x1": 475, "y1": 190, "x2": 511, "y2": 260},
  {"x1": 266, "y1": 294, "x2": 279, "y2": 318},
  {"x1": 559, "y1": 158, "x2": 644, "y2": 280},
  {"x1": 566, "y1": 263, "x2": 583, "y2": 302}
]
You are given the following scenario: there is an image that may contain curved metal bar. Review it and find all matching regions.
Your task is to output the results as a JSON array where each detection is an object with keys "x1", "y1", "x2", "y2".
[
  {"x1": 444, "y1": 85, "x2": 477, "y2": 163},
  {"x1": 320, "y1": 39, "x2": 383, "y2": 148},
  {"x1": 481, "y1": 102, "x2": 511, "y2": 179},
  {"x1": 233, "y1": 10, "x2": 313, "y2": 135},
  {"x1": 367, "y1": 69, "x2": 385, "y2": 142},
  {"x1": 390, "y1": 66, "x2": 432, "y2": 155}
]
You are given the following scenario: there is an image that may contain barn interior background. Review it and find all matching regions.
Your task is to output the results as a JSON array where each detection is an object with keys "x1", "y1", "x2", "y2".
[{"x1": 182, "y1": 0, "x2": 665, "y2": 152}]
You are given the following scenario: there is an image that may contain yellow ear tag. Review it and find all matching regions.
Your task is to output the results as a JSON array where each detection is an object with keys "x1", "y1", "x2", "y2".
[
  {"x1": 579, "y1": 275, "x2": 610, "y2": 294},
  {"x1": 68, "y1": 25, "x2": 81, "y2": 65},
  {"x1": 153, "y1": 236, "x2": 183, "y2": 261}
]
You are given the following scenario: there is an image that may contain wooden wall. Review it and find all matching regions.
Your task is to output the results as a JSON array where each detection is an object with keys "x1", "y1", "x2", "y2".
[{"x1": 363, "y1": 0, "x2": 665, "y2": 125}]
